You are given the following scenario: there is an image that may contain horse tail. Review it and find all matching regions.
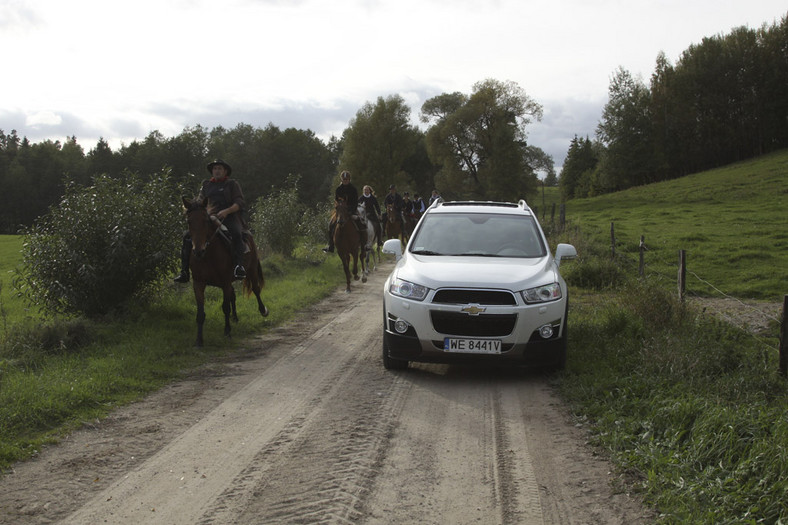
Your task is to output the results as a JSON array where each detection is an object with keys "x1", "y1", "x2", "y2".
[{"x1": 243, "y1": 260, "x2": 264, "y2": 297}]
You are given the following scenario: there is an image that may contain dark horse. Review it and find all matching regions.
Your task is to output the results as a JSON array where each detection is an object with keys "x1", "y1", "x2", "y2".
[
  {"x1": 333, "y1": 197, "x2": 366, "y2": 292},
  {"x1": 385, "y1": 203, "x2": 405, "y2": 244},
  {"x1": 182, "y1": 197, "x2": 269, "y2": 346}
]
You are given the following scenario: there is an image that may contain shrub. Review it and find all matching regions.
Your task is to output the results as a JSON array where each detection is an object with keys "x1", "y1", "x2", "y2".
[
  {"x1": 249, "y1": 175, "x2": 332, "y2": 259},
  {"x1": 14, "y1": 172, "x2": 183, "y2": 317},
  {"x1": 249, "y1": 175, "x2": 305, "y2": 257}
]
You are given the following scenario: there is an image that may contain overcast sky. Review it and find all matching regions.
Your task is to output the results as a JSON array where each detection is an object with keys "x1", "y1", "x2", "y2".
[{"x1": 1, "y1": 0, "x2": 785, "y2": 171}]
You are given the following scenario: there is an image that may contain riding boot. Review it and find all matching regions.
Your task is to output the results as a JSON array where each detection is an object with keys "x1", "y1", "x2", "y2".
[
  {"x1": 173, "y1": 233, "x2": 191, "y2": 283},
  {"x1": 232, "y1": 242, "x2": 246, "y2": 280},
  {"x1": 322, "y1": 221, "x2": 336, "y2": 253}
]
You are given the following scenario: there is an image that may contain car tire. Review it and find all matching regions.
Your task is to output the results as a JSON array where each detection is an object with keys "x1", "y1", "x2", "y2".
[
  {"x1": 382, "y1": 304, "x2": 409, "y2": 370},
  {"x1": 547, "y1": 300, "x2": 569, "y2": 372},
  {"x1": 382, "y1": 337, "x2": 409, "y2": 370}
]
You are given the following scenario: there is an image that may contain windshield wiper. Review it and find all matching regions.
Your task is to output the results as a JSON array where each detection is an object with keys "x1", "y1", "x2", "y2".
[
  {"x1": 410, "y1": 249, "x2": 445, "y2": 256},
  {"x1": 451, "y1": 252, "x2": 502, "y2": 257}
]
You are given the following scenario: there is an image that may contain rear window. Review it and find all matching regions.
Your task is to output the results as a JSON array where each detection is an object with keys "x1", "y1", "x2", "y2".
[{"x1": 409, "y1": 213, "x2": 546, "y2": 258}]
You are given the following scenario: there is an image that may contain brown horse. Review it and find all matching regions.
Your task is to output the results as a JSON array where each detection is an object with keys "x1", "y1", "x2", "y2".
[
  {"x1": 333, "y1": 197, "x2": 366, "y2": 292},
  {"x1": 384, "y1": 203, "x2": 405, "y2": 244},
  {"x1": 182, "y1": 197, "x2": 269, "y2": 346},
  {"x1": 403, "y1": 211, "x2": 419, "y2": 240}
]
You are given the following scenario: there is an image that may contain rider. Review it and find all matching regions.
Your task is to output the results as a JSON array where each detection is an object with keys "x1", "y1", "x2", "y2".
[
  {"x1": 173, "y1": 159, "x2": 247, "y2": 283},
  {"x1": 358, "y1": 185, "x2": 382, "y2": 247},
  {"x1": 413, "y1": 193, "x2": 426, "y2": 216},
  {"x1": 323, "y1": 170, "x2": 362, "y2": 253},
  {"x1": 381, "y1": 184, "x2": 404, "y2": 227}
]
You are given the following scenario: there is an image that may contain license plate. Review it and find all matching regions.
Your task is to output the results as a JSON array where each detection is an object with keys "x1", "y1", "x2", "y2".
[{"x1": 444, "y1": 338, "x2": 502, "y2": 354}]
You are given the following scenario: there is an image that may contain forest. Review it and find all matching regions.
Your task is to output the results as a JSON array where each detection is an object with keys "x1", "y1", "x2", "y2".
[{"x1": 561, "y1": 15, "x2": 788, "y2": 198}]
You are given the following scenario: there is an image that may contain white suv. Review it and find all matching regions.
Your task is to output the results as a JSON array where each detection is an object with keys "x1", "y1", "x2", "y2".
[{"x1": 381, "y1": 200, "x2": 576, "y2": 371}]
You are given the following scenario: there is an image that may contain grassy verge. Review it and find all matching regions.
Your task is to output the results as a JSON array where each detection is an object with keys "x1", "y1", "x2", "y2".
[
  {"x1": 555, "y1": 232, "x2": 787, "y2": 523},
  {"x1": 0, "y1": 251, "x2": 347, "y2": 469}
]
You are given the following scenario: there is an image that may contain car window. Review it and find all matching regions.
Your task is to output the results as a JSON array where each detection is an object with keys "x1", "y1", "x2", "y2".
[{"x1": 410, "y1": 213, "x2": 546, "y2": 257}]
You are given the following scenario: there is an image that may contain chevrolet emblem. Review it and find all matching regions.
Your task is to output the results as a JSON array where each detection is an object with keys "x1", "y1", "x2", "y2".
[{"x1": 461, "y1": 304, "x2": 486, "y2": 316}]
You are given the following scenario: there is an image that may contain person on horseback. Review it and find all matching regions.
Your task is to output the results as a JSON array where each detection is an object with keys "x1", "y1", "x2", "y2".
[
  {"x1": 358, "y1": 185, "x2": 382, "y2": 248},
  {"x1": 323, "y1": 170, "x2": 364, "y2": 253},
  {"x1": 413, "y1": 193, "x2": 426, "y2": 216},
  {"x1": 382, "y1": 184, "x2": 404, "y2": 226},
  {"x1": 174, "y1": 159, "x2": 248, "y2": 283}
]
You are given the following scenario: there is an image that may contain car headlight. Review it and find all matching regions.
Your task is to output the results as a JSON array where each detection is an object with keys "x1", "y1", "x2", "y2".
[
  {"x1": 521, "y1": 283, "x2": 562, "y2": 304},
  {"x1": 389, "y1": 278, "x2": 429, "y2": 301}
]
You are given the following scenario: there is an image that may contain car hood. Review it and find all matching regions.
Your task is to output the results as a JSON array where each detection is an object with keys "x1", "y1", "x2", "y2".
[{"x1": 395, "y1": 254, "x2": 557, "y2": 291}]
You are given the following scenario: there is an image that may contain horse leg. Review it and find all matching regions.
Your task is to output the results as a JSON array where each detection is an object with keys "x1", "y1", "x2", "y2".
[
  {"x1": 231, "y1": 288, "x2": 238, "y2": 323},
  {"x1": 352, "y1": 249, "x2": 361, "y2": 283},
  {"x1": 193, "y1": 283, "x2": 206, "y2": 347},
  {"x1": 222, "y1": 286, "x2": 233, "y2": 338},
  {"x1": 342, "y1": 253, "x2": 352, "y2": 293},
  {"x1": 251, "y1": 263, "x2": 269, "y2": 317}
]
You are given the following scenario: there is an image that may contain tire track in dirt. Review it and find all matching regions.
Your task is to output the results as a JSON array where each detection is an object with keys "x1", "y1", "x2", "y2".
[
  {"x1": 199, "y1": 339, "x2": 412, "y2": 524},
  {"x1": 61, "y1": 274, "x2": 391, "y2": 525}
]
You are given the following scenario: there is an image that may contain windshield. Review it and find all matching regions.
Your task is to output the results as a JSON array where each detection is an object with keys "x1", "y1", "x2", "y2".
[{"x1": 408, "y1": 213, "x2": 546, "y2": 258}]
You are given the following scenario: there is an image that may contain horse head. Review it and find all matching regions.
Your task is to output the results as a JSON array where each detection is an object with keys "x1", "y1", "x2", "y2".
[
  {"x1": 335, "y1": 197, "x2": 350, "y2": 225},
  {"x1": 183, "y1": 197, "x2": 213, "y2": 260}
]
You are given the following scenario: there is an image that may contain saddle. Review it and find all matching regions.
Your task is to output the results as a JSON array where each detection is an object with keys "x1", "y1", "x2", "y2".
[{"x1": 211, "y1": 215, "x2": 251, "y2": 254}]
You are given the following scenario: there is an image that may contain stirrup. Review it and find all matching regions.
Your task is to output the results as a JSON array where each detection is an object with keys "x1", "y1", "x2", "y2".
[{"x1": 234, "y1": 265, "x2": 246, "y2": 279}]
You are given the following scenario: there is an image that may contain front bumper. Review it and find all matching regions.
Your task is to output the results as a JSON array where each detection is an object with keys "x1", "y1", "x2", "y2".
[{"x1": 383, "y1": 294, "x2": 567, "y2": 367}]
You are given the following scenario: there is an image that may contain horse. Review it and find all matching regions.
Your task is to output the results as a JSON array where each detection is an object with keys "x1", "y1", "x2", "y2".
[
  {"x1": 357, "y1": 204, "x2": 380, "y2": 275},
  {"x1": 403, "y1": 211, "x2": 419, "y2": 241},
  {"x1": 182, "y1": 197, "x2": 269, "y2": 346},
  {"x1": 384, "y1": 203, "x2": 405, "y2": 245},
  {"x1": 333, "y1": 197, "x2": 366, "y2": 292}
]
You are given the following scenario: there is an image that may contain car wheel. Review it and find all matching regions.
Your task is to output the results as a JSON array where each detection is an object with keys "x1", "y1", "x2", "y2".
[
  {"x1": 551, "y1": 301, "x2": 569, "y2": 372},
  {"x1": 382, "y1": 337, "x2": 409, "y2": 370},
  {"x1": 382, "y1": 304, "x2": 409, "y2": 370}
]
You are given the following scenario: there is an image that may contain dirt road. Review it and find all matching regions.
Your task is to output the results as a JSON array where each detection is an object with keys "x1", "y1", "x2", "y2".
[{"x1": 0, "y1": 261, "x2": 653, "y2": 524}]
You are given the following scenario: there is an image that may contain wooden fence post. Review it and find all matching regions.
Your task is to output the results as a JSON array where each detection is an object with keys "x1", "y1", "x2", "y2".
[
  {"x1": 639, "y1": 235, "x2": 646, "y2": 277},
  {"x1": 678, "y1": 249, "x2": 686, "y2": 302},
  {"x1": 780, "y1": 295, "x2": 787, "y2": 377},
  {"x1": 610, "y1": 222, "x2": 616, "y2": 258},
  {"x1": 559, "y1": 204, "x2": 565, "y2": 230}
]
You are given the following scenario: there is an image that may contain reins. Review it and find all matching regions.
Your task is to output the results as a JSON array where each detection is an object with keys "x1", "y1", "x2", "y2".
[{"x1": 187, "y1": 206, "x2": 224, "y2": 250}]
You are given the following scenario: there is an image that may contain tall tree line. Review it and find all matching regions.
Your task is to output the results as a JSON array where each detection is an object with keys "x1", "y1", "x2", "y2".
[
  {"x1": 561, "y1": 14, "x2": 788, "y2": 199},
  {"x1": 0, "y1": 124, "x2": 338, "y2": 234},
  {"x1": 1, "y1": 78, "x2": 550, "y2": 233}
]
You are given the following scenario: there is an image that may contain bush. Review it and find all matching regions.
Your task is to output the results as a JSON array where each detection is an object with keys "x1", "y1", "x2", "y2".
[
  {"x1": 249, "y1": 176, "x2": 305, "y2": 257},
  {"x1": 14, "y1": 172, "x2": 183, "y2": 317},
  {"x1": 249, "y1": 175, "x2": 331, "y2": 259}
]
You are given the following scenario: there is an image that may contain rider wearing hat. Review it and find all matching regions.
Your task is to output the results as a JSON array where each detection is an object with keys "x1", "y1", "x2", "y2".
[
  {"x1": 174, "y1": 159, "x2": 248, "y2": 282},
  {"x1": 323, "y1": 170, "x2": 360, "y2": 253}
]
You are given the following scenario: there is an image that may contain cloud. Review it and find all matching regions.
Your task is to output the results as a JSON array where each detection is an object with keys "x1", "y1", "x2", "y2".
[{"x1": 25, "y1": 110, "x2": 62, "y2": 127}]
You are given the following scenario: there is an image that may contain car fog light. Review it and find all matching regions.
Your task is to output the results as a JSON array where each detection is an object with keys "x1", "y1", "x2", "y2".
[
  {"x1": 394, "y1": 319, "x2": 409, "y2": 334},
  {"x1": 538, "y1": 324, "x2": 554, "y2": 339}
]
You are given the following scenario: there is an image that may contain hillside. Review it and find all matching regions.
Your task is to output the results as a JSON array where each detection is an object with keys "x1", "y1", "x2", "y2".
[{"x1": 562, "y1": 149, "x2": 788, "y2": 300}]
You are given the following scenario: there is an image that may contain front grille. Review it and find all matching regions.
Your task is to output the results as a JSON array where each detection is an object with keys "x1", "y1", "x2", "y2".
[
  {"x1": 430, "y1": 311, "x2": 517, "y2": 337},
  {"x1": 432, "y1": 289, "x2": 517, "y2": 305}
]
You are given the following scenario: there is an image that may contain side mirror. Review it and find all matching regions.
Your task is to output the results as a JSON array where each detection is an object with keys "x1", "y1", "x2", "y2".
[
  {"x1": 554, "y1": 243, "x2": 577, "y2": 267},
  {"x1": 382, "y1": 238, "x2": 403, "y2": 261}
]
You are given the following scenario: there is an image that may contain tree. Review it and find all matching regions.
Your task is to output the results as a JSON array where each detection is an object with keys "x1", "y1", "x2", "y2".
[
  {"x1": 420, "y1": 79, "x2": 545, "y2": 201},
  {"x1": 559, "y1": 136, "x2": 598, "y2": 199},
  {"x1": 339, "y1": 95, "x2": 426, "y2": 195},
  {"x1": 596, "y1": 68, "x2": 656, "y2": 191}
]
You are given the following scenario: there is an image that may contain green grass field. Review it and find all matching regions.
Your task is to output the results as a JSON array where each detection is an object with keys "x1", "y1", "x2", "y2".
[
  {"x1": 561, "y1": 150, "x2": 788, "y2": 300},
  {"x1": 0, "y1": 235, "x2": 28, "y2": 327}
]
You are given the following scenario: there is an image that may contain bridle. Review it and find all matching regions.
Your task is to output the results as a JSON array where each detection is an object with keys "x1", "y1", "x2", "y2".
[{"x1": 186, "y1": 205, "x2": 223, "y2": 256}]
